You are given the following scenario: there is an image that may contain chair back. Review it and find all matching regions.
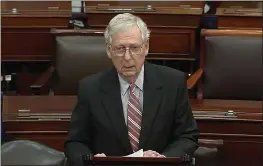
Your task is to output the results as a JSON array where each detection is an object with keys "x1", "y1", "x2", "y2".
[
  {"x1": 51, "y1": 29, "x2": 112, "y2": 95},
  {"x1": 201, "y1": 29, "x2": 262, "y2": 101},
  {"x1": 1, "y1": 140, "x2": 65, "y2": 166}
]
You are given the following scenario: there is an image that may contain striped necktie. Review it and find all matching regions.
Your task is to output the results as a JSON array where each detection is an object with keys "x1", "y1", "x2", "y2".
[{"x1": 127, "y1": 83, "x2": 142, "y2": 152}]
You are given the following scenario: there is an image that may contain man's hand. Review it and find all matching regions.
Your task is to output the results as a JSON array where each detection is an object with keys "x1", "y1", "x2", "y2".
[
  {"x1": 94, "y1": 153, "x2": 106, "y2": 157},
  {"x1": 143, "y1": 150, "x2": 166, "y2": 157}
]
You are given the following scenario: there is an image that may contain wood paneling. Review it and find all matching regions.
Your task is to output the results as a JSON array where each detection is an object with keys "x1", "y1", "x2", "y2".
[
  {"x1": 1, "y1": 1, "x2": 71, "y2": 11},
  {"x1": 1, "y1": 21, "x2": 70, "y2": 62},
  {"x1": 215, "y1": 1, "x2": 262, "y2": 29},
  {"x1": 217, "y1": 1, "x2": 261, "y2": 8},
  {"x1": 86, "y1": 13, "x2": 201, "y2": 28},
  {"x1": 201, "y1": 29, "x2": 262, "y2": 37},
  {"x1": 85, "y1": 1, "x2": 204, "y2": 15},
  {"x1": 84, "y1": 1, "x2": 203, "y2": 60},
  {"x1": 85, "y1": 1, "x2": 204, "y2": 8},
  {"x1": 1, "y1": 1, "x2": 201, "y2": 61},
  {"x1": 2, "y1": 15, "x2": 70, "y2": 27},
  {"x1": 148, "y1": 28, "x2": 195, "y2": 59},
  {"x1": 1, "y1": 1, "x2": 71, "y2": 62},
  {"x1": 217, "y1": 16, "x2": 262, "y2": 29},
  {"x1": 2, "y1": 28, "x2": 52, "y2": 61},
  {"x1": 85, "y1": 14, "x2": 199, "y2": 60}
]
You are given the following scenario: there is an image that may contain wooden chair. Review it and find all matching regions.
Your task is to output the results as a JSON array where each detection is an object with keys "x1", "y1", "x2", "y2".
[{"x1": 187, "y1": 29, "x2": 262, "y2": 103}]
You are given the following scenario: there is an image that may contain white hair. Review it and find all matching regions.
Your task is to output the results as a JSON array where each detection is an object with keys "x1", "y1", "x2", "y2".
[{"x1": 104, "y1": 13, "x2": 150, "y2": 45}]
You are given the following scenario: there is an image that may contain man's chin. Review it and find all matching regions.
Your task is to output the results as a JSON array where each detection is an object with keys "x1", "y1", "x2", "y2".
[{"x1": 122, "y1": 71, "x2": 136, "y2": 77}]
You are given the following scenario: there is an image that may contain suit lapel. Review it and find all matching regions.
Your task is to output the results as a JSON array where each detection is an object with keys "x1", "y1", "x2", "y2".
[
  {"x1": 100, "y1": 67, "x2": 132, "y2": 154},
  {"x1": 139, "y1": 64, "x2": 163, "y2": 149}
]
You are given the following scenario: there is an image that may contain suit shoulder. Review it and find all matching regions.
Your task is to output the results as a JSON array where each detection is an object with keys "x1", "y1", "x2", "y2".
[
  {"x1": 147, "y1": 63, "x2": 187, "y2": 90},
  {"x1": 149, "y1": 63, "x2": 185, "y2": 78},
  {"x1": 78, "y1": 68, "x2": 110, "y2": 90}
]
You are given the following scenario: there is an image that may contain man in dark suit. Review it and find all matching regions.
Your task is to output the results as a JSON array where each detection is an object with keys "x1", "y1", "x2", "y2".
[{"x1": 64, "y1": 13, "x2": 199, "y2": 165}]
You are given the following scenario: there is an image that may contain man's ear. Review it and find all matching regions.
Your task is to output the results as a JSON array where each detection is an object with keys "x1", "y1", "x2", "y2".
[
  {"x1": 144, "y1": 40, "x2": 150, "y2": 56},
  {"x1": 106, "y1": 44, "x2": 112, "y2": 59}
]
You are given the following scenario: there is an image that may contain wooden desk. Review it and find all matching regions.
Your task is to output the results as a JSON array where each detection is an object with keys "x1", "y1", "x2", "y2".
[
  {"x1": 215, "y1": 1, "x2": 262, "y2": 29},
  {"x1": 1, "y1": 1, "x2": 72, "y2": 62},
  {"x1": 2, "y1": 96, "x2": 263, "y2": 166},
  {"x1": 84, "y1": 1, "x2": 204, "y2": 61}
]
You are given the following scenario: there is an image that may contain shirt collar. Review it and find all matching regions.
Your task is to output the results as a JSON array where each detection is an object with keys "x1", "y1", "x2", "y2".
[{"x1": 118, "y1": 65, "x2": 144, "y2": 96}]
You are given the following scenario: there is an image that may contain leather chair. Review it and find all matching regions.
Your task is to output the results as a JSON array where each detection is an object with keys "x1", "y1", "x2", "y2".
[
  {"x1": 195, "y1": 139, "x2": 223, "y2": 166},
  {"x1": 1, "y1": 140, "x2": 65, "y2": 166},
  {"x1": 2, "y1": 139, "x2": 222, "y2": 166},
  {"x1": 31, "y1": 29, "x2": 112, "y2": 95},
  {"x1": 188, "y1": 29, "x2": 262, "y2": 101}
]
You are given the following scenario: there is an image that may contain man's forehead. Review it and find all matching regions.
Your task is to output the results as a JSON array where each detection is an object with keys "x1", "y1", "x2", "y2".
[
  {"x1": 112, "y1": 41, "x2": 142, "y2": 48},
  {"x1": 113, "y1": 26, "x2": 141, "y2": 38},
  {"x1": 111, "y1": 33, "x2": 142, "y2": 46}
]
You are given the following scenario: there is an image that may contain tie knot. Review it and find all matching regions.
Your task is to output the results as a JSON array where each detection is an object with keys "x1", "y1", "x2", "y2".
[{"x1": 129, "y1": 83, "x2": 136, "y2": 93}]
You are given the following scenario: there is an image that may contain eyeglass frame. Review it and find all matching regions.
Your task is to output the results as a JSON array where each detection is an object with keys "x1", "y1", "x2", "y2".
[{"x1": 107, "y1": 42, "x2": 146, "y2": 57}]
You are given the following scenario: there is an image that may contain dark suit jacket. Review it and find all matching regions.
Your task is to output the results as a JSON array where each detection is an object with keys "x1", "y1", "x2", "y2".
[{"x1": 64, "y1": 63, "x2": 199, "y2": 165}]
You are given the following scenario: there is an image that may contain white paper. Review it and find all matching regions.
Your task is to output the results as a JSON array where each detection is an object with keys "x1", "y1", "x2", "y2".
[{"x1": 124, "y1": 149, "x2": 143, "y2": 157}]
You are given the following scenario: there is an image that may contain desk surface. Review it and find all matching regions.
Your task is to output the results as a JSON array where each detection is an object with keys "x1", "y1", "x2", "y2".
[{"x1": 3, "y1": 96, "x2": 262, "y2": 121}]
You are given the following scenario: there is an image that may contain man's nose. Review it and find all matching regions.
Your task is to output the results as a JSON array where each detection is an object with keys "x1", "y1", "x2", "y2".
[{"x1": 123, "y1": 49, "x2": 132, "y2": 60}]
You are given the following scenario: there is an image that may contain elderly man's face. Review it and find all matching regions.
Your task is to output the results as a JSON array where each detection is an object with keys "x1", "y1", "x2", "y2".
[{"x1": 106, "y1": 25, "x2": 149, "y2": 82}]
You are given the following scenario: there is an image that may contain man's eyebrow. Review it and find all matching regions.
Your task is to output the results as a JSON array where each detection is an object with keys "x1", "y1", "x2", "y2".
[
  {"x1": 115, "y1": 45, "x2": 125, "y2": 48},
  {"x1": 114, "y1": 43, "x2": 141, "y2": 47}
]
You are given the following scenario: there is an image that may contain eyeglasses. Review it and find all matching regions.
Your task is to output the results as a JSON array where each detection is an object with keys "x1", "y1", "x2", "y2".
[{"x1": 109, "y1": 43, "x2": 144, "y2": 57}]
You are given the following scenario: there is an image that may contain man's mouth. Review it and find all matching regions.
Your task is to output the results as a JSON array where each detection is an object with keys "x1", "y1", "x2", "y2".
[{"x1": 124, "y1": 66, "x2": 134, "y2": 68}]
